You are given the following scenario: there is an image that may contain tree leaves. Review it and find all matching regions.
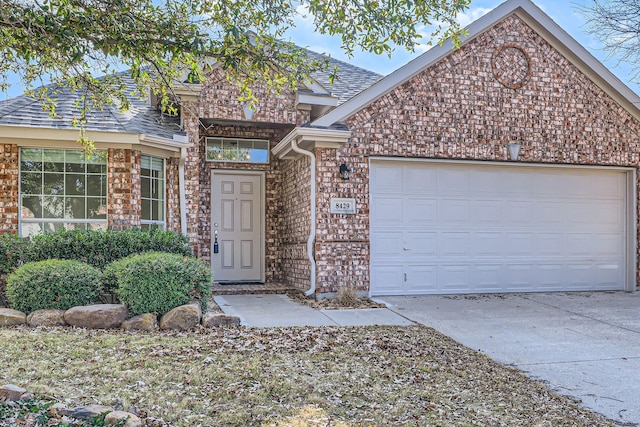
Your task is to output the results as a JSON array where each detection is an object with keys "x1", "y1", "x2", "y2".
[{"x1": 0, "y1": 0, "x2": 470, "y2": 144}]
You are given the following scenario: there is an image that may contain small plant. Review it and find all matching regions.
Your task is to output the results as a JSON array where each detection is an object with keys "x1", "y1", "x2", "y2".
[
  {"x1": 336, "y1": 285, "x2": 358, "y2": 307},
  {"x1": 6, "y1": 259, "x2": 102, "y2": 313},
  {"x1": 107, "y1": 252, "x2": 211, "y2": 316}
]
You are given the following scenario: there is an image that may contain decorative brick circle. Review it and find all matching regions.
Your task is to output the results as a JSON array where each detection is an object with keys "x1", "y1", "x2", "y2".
[{"x1": 492, "y1": 44, "x2": 531, "y2": 89}]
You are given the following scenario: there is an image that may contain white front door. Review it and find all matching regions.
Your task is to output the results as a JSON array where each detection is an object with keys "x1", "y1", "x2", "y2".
[{"x1": 211, "y1": 172, "x2": 264, "y2": 282}]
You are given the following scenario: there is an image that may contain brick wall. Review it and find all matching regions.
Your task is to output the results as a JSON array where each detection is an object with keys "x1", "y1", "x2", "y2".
[
  {"x1": 313, "y1": 14, "x2": 640, "y2": 293},
  {"x1": 199, "y1": 69, "x2": 310, "y2": 125},
  {"x1": 280, "y1": 154, "x2": 312, "y2": 291},
  {"x1": 107, "y1": 148, "x2": 141, "y2": 229},
  {"x1": 0, "y1": 144, "x2": 18, "y2": 234},
  {"x1": 165, "y1": 157, "x2": 181, "y2": 233}
]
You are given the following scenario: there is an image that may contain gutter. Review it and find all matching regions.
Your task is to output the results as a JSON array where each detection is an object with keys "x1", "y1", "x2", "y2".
[{"x1": 290, "y1": 139, "x2": 317, "y2": 297}]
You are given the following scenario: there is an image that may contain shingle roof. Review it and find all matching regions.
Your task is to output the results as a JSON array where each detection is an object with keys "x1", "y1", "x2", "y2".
[
  {"x1": 307, "y1": 51, "x2": 384, "y2": 104},
  {"x1": 0, "y1": 49, "x2": 383, "y2": 137},
  {"x1": 0, "y1": 74, "x2": 183, "y2": 139}
]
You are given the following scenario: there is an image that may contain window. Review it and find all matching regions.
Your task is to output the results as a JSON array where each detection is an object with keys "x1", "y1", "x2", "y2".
[
  {"x1": 206, "y1": 137, "x2": 269, "y2": 163},
  {"x1": 140, "y1": 155, "x2": 165, "y2": 229},
  {"x1": 19, "y1": 148, "x2": 107, "y2": 237}
]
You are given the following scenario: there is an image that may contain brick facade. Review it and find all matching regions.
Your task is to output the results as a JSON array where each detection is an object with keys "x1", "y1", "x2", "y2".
[
  {"x1": 312, "y1": 14, "x2": 640, "y2": 293},
  {"x1": 0, "y1": 144, "x2": 18, "y2": 234}
]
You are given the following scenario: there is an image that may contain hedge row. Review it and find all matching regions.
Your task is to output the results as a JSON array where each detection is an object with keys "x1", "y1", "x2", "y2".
[
  {"x1": 6, "y1": 253, "x2": 211, "y2": 316},
  {"x1": 0, "y1": 228, "x2": 191, "y2": 276}
]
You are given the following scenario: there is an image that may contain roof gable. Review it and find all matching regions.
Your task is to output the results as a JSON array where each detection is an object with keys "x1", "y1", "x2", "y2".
[{"x1": 312, "y1": 0, "x2": 640, "y2": 127}]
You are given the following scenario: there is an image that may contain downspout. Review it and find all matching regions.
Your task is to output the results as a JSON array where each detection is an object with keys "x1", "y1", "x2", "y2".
[
  {"x1": 290, "y1": 139, "x2": 317, "y2": 297},
  {"x1": 178, "y1": 146, "x2": 188, "y2": 236}
]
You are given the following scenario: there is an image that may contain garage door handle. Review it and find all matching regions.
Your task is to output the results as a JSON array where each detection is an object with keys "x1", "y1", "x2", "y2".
[{"x1": 403, "y1": 248, "x2": 409, "y2": 251}]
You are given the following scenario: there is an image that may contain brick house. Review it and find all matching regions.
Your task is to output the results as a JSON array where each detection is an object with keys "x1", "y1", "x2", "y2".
[{"x1": 1, "y1": 0, "x2": 639, "y2": 297}]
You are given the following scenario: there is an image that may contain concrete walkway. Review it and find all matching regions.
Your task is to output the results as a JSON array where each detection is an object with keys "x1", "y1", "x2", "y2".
[
  {"x1": 381, "y1": 292, "x2": 640, "y2": 426},
  {"x1": 214, "y1": 294, "x2": 413, "y2": 327}
]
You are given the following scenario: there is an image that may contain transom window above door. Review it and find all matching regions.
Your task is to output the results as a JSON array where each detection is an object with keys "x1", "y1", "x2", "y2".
[{"x1": 206, "y1": 137, "x2": 269, "y2": 163}]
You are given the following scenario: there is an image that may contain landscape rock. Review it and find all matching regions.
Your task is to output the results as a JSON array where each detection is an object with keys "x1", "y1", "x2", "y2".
[
  {"x1": 122, "y1": 313, "x2": 158, "y2": 331},
  {"x1": 159, "y1": 303, "x2": 201, "y2": 330},
  {"x1": 202, "y1": 312, "x2": 240, "y2": 328},
  {"x1": 64, "y1": 304, "x2": 129, "y2": 329},
  {"x1": 68, "y1": 404, "x2": 113, "y2": 419},
  {"x1": 27, "y1": 309, "x2": 67, "y2": 327},
  {"x1": 0, "y1": 384, "x2": 26, "y2": 401},
  {"x1": 105, "y1": 410, "x2": 143, "y2": 426},
  {"x1": 0, "y1": 308, "x2": 26, "y2": 326}
]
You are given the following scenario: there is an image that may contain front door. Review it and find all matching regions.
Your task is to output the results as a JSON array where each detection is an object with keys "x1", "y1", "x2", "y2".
[{"x1": 211, "y1": 171, "x2": 264, "y2": 282}]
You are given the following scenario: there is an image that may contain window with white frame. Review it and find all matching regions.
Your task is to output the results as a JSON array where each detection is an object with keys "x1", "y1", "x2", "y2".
[
  {"x1": 206, "y1": 137, "x2": 269, "y2": 163},
  {"x1": 140, "y1": 155, "x2": 165, "y2": 229},
  {"x1": 19, "y1": 148, "x2": 107, "y2": 237}
]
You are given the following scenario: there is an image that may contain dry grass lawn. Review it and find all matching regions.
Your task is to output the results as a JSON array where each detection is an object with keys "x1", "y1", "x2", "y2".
[{"x1": 0, "y1": 325, "x2": 615, "y2": 426}]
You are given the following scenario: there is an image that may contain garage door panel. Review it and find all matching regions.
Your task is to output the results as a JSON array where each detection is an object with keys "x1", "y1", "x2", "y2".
[
  {"x1": 438, "y1": 199, "x2": 469, "y2": 223},
  {"x1": 505, "y1": 233, "x2": 534, "y2": 256},
  {"x1": 371, "y1": 164, "x2": 403, "y2": 193},
  {"x1": 438, "y1": 169, "x2": 470, "y2": 193},
  {"x1": 371, "y1": 232, "x2": 403, "y2": 257},
  {"x1": 535, "y1": 233, "x2": 564, "y2": 256},
  {"x1": 439, "y1": 265, "x2": 471, "y2": 292},
  {"x1": 503, "y1": 201, "x2": 534, "y2": 224},
  {"x1": 440, "y1": 232, "x2": 471, "y2": 256},
  {"x1": 536, "y1": 264, "x2": 565, "y2": 290},
  {"x1": 404, "y1": 232, "x2": 437, "y2": 255},
  {"x1": 474, "y1": 264, "x2": 504, "y2": 292},
  {"x1": 403, "y1": 167, "x2": 437, "y2": 194},
  {"x1": 404, "y1": 198, "x2": 437, "y2": 224},
  {"x1": 370, "y1": 161, "x2": 629, "y2": 296},
  {"x1": 534, "y1": 203, "x2": 564, "y2": 226},
  {"x1": 405, "y1": 265, "x2": 437, "y2": 293},
  {"x1": 474, "y1": 232, "x2": 504, "y2": 257},
  {"x1": 474, "y1": 201, "x2": 503, "y2": 225},
  {"x1": 370, "y1": 265, "x2": 404, "y2": 294},
  {"x1": 371, "y1": 197, "x2": 403, "y2": 222}
]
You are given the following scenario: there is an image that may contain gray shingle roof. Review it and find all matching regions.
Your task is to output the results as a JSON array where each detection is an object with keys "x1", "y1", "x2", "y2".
[
  {"x1": 0, "y1": 49, "x2": 383, "y2": 136},
  {"x1": 307, "y1": 51, "x2": 384, "y2": 104},
  {"x1": 0, "y1": 74, "x2": 183, "y2": 139}
]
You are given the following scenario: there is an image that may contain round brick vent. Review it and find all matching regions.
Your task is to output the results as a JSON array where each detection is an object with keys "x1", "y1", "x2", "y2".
[{"x1": 492, "y1": 44, "x2": 531, "y2": 89}]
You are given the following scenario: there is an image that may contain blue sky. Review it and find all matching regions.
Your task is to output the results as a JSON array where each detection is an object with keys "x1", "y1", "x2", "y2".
[
  {"x1": 3, "y1": 0, "x2": 638, "y2": 98},
  {"x1": 287, "y1": 0, "x2": 640, "y2": 95}
]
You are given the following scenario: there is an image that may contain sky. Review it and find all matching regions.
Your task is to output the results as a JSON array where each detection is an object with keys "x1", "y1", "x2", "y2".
[{"x1": 3, "y1": 0, "x2": 638, "y2": 99}]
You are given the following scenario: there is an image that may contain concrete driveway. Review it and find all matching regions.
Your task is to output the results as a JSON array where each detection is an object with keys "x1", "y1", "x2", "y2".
[{"x1": 380, "y1": 292, "x2": 640, "y2": 426}]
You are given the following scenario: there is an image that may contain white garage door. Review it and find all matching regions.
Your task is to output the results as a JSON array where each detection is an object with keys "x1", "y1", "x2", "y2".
[{"x1": 370, "y1": 161, "x2": 631, "y2": 296}]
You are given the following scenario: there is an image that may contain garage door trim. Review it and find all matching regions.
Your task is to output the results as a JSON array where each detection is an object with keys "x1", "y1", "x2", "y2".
[{"x1": 368, "y1": 158, "x2": 637, "y2": 295}]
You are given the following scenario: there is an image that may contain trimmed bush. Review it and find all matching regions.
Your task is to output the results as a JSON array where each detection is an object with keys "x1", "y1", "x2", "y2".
[
  {"x1": 107, "y1": 252, "x2": 211, "y2": 316},
  {"x1": 25, "y1": 228, "x2": 192, "y2": 271},
  {"x1": 0, "y1": 233, "x2": 30, "y2": 308},
  {"x1": 6, "y1": 259, "x2": 102, "y2": 313}
]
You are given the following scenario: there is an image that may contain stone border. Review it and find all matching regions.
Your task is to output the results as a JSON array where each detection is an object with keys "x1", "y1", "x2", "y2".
[{"x1": 0, "y1": 303, "x2": 240, "y2": 331}]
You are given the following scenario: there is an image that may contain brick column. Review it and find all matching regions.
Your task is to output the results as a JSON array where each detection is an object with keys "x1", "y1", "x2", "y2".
[
  {"x1": 0, "y1": 144, "x2": 19, "y2": 234},
  {"x1": 180, "y1": 100, "x2": 202, "y2": 257},
  {"x1": 107, "y1": 148, "x2": 141, "y2": 229}
]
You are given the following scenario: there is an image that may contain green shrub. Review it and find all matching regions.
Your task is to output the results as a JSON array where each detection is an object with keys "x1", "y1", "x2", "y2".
[
  {"x1": 6, "y1": 259, "x2": 102, "y2": 313},
  {"x1": 0, "y1": 233, "x2": 29, "y2": 275},
  {"x1": 25, "y1": 228, "x2": 192, "y2": 271},
  {"x1": 107, "y1": 252, "x2": 211, "y2": 316}
]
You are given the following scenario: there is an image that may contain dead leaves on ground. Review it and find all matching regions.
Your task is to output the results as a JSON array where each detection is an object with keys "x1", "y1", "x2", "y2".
[{"x1": 0, "y1": 325, "x2": 616, "y2": 426}]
